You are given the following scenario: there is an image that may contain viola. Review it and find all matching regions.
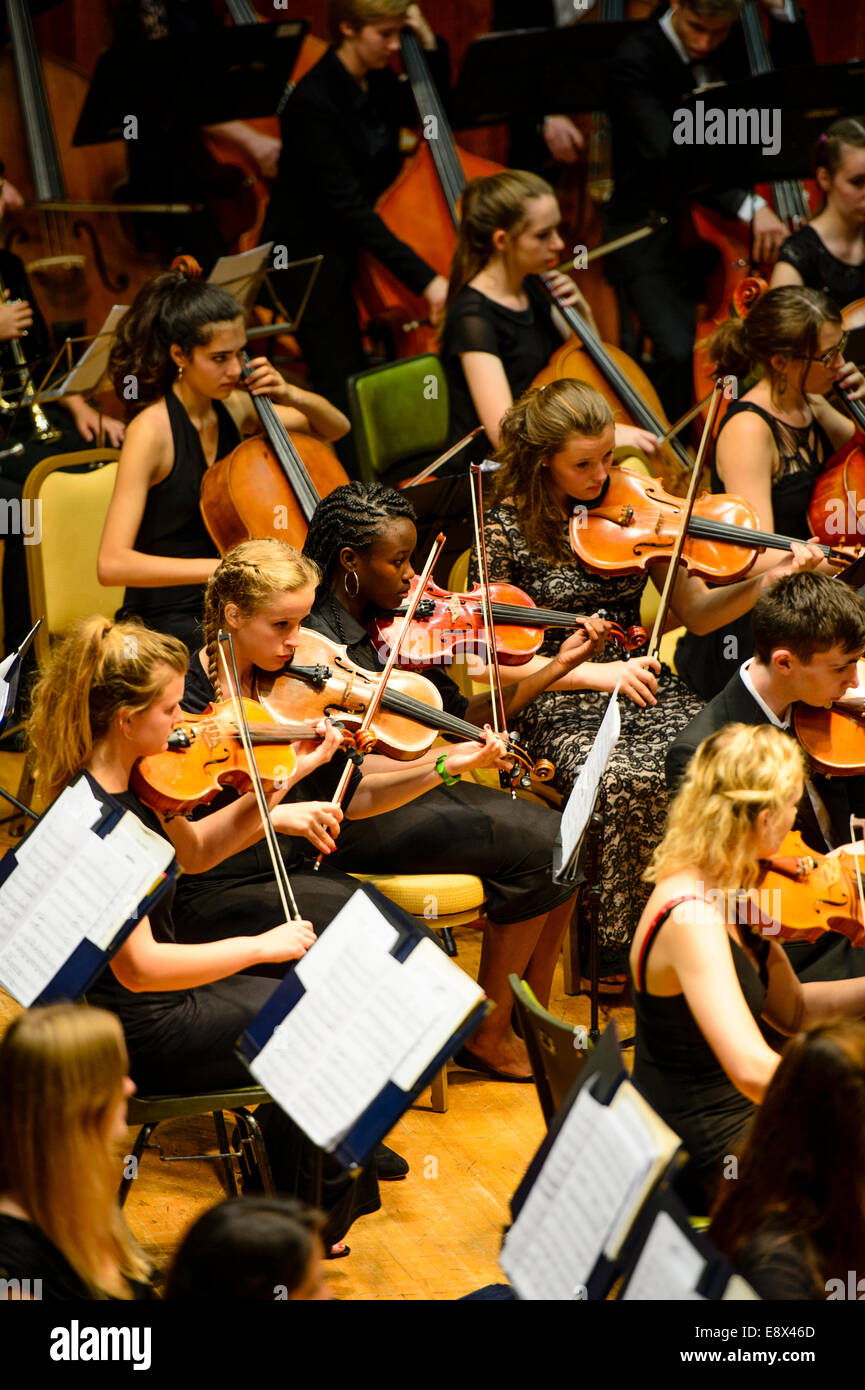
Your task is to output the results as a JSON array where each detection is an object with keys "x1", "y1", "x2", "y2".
[
  {"x1": 368, "y1": 575, "x2": 645, "y2": 668},
  {"x1": 792, "y1": 697, "x2": 865, "y2": 778},
  {"x1": 532, "y1": 273, "x2": 694, "y2": 494},
  {"x1": 254, "y1": 629, "x2": 555, "y2": 786},
  {"x1": 750, "y1": 830, "x2": 865, "y2": 948},
  {"x1": 569, "y1": 465, "x2": 856, "y2": 581},
  {"x1": 130, "y1": 697, "x2": 347, "y2": 817}
]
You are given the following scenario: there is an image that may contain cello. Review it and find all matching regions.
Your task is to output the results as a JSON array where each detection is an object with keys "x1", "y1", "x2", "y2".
[{"x1": 353, "y1": 26, "x2": 501, "y2": 357}]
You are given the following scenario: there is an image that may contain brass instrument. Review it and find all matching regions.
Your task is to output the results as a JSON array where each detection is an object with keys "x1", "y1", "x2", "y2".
[{"x1": 0, "y1": 265, "x2": 60, "y2": 443}]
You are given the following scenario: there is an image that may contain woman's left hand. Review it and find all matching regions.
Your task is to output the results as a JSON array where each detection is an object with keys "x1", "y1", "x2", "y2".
[
  {"x1": 834, "y1": 359, "x2": 865, "y2": 402},
  {"x1": 543, "y1": 270, "x2": 580, "y2": 306},
  {"x1": 554, "y1": 614, "x2": 609, "y2": 671},
  {"x1": 761, "y1": 539, "x2": 826, "y2": 583},
  {"x1": 442, "y1": 727, "x2": 514, "y2": 777},
  {"x1": 615, "y1": 422, "x2": 663, "y2": 458},
  {"x1": 243, "y1": 357, "x2": 288, "y2": 400},
  {"x1": 288, "y1": 720, "x2": 346, "y2": 786}
]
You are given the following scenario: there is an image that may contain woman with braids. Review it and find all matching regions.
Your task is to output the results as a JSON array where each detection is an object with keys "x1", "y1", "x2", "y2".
[
  {"x1": 710, "y1": 1020, "x2": 865, "y2": 1300},
  {"x1": 98, "y1": 265, "x2": 349, "y2": 652},
  {"x1": 439, "y1": 168, "x2": 661, "y2": 456},
  {"x1": 676, "y1": 284, "x2": 865, "y2": 700},
  {"x1": 0, "y1": 1003, "x2": 153, "y2": 1301},
  {"x1": 24, "y1": 615, "x2": 380, "y2": 1251},
  {"x1": 471, "y1": 378, "x2": 821, "y2": 990},
  {"x1": 771, "y1": 118, "x2": 865, "y2": 307},
  {"x1": 179, "y1": 534, "x2": 605, "y2": 1082},
  {"x1": 632, "y1": 725, "x2": 865, "y2": 1213}
]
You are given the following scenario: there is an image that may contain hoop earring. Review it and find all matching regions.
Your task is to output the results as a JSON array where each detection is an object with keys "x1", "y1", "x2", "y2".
[{"x1": 344, "y1": 570, "x2": 359, "y2": 597}]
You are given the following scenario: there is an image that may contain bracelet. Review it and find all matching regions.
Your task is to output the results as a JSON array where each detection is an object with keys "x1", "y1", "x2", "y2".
[{"x1": 435, "y1": 752, "x2": 461, "y2": 785}]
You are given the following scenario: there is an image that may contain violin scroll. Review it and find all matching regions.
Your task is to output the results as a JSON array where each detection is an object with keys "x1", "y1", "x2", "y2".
[{"x1": 731, "y1": 274, "x2": 769, "y2": 320}]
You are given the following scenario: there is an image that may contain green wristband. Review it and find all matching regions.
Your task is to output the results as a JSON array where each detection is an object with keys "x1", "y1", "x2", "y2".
[{"x1": 435, "y1": 752, "x2": 461, "y2": 785}]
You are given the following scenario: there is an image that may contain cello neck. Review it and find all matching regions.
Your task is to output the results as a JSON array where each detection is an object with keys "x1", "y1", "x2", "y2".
[
  {"x1": 538, "y1": 273, "x2": 695, "y2": 477},
  {"x1": 740, "y1": 0, "x2": 809, "y2": 225},
  {"x1": 835, "y1": 384, "x2": 865, "y2": 436},
  {"x1": 399, "y1": 29, "x2": 464, "y2": 226},
  {"x1": 241, "y1": 355, "x2": 321, "y2": 523},
  {"x1": 6, "y1": 0, "x2": 66, "y2": 202}
]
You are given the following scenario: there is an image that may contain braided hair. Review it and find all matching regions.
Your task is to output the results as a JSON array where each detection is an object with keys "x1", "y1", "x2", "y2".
[
  {"x1": 302, "y1": 482, "x2": 417, "y2": 588},
  {"x1": 202, "y1": 539, "x2": 320, "y2": 700}
]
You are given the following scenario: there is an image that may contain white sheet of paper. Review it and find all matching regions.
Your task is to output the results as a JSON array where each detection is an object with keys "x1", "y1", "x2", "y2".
[
  {"x1": 390, "y1": 936, "x2": 484, "y2": 1090},
  {"x1": 47, "y1": 305, "x2": 128, "y2": 397},
  {"x1": 208, "y1": 244, "x2": 273, "y2": 307},
  {"x1": 620, "y1": 1209, "x2": 707, "y2": 1300},
  {"x1": 557, "y1": 684, "x2": 621, "y2": 878}
]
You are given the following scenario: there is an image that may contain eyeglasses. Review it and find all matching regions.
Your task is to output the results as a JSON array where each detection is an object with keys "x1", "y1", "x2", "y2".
[{"x1": 792, "y1": 331, "x2": 849, "y2": 368}]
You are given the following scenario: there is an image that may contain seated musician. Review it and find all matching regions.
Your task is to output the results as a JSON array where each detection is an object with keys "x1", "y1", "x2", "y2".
[
  {"x1": 439, "y1": 169, "x2": 661, "y2": 455},
  {"x1": 604, "y1": 0, "x2": 811, "y2": 421},
  {"x1": 633, "y1": 722, "x2": 865, "y2": 1213},
  {"x1": 97, "y1": 264, "x2": 348, "y2": 653},
  {"x1": 771, "y1": 117, "x2": 865, "y2": 308},
  {"x1": 261, "y1": 0, "x2": 450, "y2": 435},
  {"x1": 675, "y1": 285, "x2": 865, "y2": 700},
  {"x1": 710, "y1": 1018, "x2": 865, "y2": 1300},
  {"x1": 667, "y1": 571, "x2": 865, "y2": 983}
]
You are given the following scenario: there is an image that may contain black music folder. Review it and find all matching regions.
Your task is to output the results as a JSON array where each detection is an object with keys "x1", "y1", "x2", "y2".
[
  {"x1": 238, "y1": 885, "x2": 488, "y2": 1170},
  {"x1": 0, "y1": 773, "x2": 178, "y2": 1007},
  {"x1": 616, "y1": 1187, "x2": 759, "y2": 1301}
]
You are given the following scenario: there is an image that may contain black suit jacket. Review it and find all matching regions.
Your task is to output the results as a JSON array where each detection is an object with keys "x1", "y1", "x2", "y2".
[{"x1": 665, "y1": 670, "x2": 865, "y2": 982}]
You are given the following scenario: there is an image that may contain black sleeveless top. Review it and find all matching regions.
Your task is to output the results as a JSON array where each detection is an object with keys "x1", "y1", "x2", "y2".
[
  {"x1": 776, "y1": 225, "x2": 865, "y2": 311},
  {"x1": 632, "y1": 896, "x2": 770, "y2": 1188},
  {"x1": 121, "y1": 391, "x2": 237, "y2": 628},
  {"x1": 676, "y1": 399, "x2": 834, "y2": 700}
]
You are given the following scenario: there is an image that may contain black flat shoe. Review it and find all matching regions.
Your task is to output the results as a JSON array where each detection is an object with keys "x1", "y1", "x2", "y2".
[
  {"x1": 375, "y1": 1142, "x2": 409, "y2": 1180},
  {"x1": 453, "y1": 1046, "x2": 533, "y2": 1083}
]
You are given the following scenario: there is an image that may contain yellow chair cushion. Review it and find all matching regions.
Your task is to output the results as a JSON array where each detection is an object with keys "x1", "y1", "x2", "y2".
[
  {"x1": 36, "y1": 463, "x2": 124, "y2": 633},
  {"x1": 349, "y1": 872, "x2": 486, "y2": 918}
]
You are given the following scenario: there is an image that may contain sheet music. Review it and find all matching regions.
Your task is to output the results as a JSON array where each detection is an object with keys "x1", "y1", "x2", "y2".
[
  {"x1": 620, "y1": 1210, "x2": 707, "y2": 1301},
  {"x1": 501, "y1": 1085, "x2": 656, "y2": 1299},
  {"x1": 46, "y1": 306, "x2": 128, "y2": 398},
  {"x1": 248, "y1": 890, "x2": 483, "y2": 1150},
  {"x1": 555, "y1": 684, "x2": 620, "y2": 881},
  {"x1": 0, "y1": 786, "x2": 174, "y2": 1006},
  {"x1": 208, "y1": 244, "x2": 274, "y2": 308},
  {"x1": 0, "y1": 621, "x2": 40, "y2": 727}
]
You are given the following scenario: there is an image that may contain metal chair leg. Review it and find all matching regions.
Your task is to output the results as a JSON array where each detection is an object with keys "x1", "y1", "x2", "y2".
[
  {"x1": 212, "y1": 1109, "x2": 240, "y2": 1197},
  {"x1": 235, "y1": 1107, "x2": 276, "y2": 1196},
  {"x1": 118, "y1": 1121, "x2": 157, "y2": 1208},
  {"x1": 438, "y1": 926, "x2": 458, "y2": 957}
]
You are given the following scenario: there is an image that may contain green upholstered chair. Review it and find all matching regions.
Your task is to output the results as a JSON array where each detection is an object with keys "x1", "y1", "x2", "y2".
[{"x1": 346, "y1": 355, "x2": 449, "y2": 486}]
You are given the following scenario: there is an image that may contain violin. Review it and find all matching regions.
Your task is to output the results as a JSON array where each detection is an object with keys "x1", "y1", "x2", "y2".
[
  {"x1": 368, "y1": 575, "x2": 645, "y2": 668},
  {"x1": 569, "y1": 465, "x2": 856, "y2": 582},
  {"x1": 130, "y1": 697, "x2": 356, "y2": 817},
  {"x1": 254, "y1": 628, "x2": 555, "y2": 787},
  {"x1": 792, "y1": 698, "x2": 865, "y2": 778},
  {"x1": 165, "y1": 256, "x2": 350, "y2": 553},
  {"x1": 532, "y1": 273, "x2": 694, "y2": 494},
  {"x1": 749, "y1": 830, "x2": 865, "y2": 948}
]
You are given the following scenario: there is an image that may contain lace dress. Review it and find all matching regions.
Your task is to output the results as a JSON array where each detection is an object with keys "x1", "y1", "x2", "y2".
[{"x1": 474, "y1": 502, "x2": 703, "y2": 974}]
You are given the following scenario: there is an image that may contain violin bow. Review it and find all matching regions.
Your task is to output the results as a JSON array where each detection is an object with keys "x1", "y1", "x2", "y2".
[
  {"x1": 217, "y1": 630, "x2": 301, "y2": 923},
  {"x1": 312, "y1": 531, "x2": 447, "y2": 870},
  {"x1": 469, "y1": 460, "x2": 514, "y2": 793},
  {"x1": 397, "y1": 428, "x2": 485, "y2": 490},
  {"x1": 647, "y1": 379, "x2": 724, "y2": 662}
]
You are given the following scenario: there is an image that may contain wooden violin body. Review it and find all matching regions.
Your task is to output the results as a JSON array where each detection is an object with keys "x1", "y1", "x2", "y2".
[
  {"x1": 131, "y1": 698, "x2": 301, "y2": 816},
  {"x1": 793, "y1": 700, "x2": 865, "y2": 777},
  {"x1": 752, "y1": 830, "x2": 865, "y2": 947}
]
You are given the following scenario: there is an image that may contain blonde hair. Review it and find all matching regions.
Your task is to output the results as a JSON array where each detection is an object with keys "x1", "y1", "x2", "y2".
[
  {"x1": 493, "y1": 379, "x2": 615, "y2": 563},
  {"x1": 202, "y1": 539, "x2": 320, "y2": 700},
  {"x1": 646, "y1": 724, "x2": 804, "y2": 893},
  {"x1": 25, "y1": 617, "x2": 189, "y2": 803},
  {"x1": 446, "y1": 169, "x2": 555, "y2": 311},
  {"x1": 328, "y1": 0, "x2": 409, "y2": 42},
  {"x1": 0, "y1": 1004, "x2": 150, "y2": 1297}
]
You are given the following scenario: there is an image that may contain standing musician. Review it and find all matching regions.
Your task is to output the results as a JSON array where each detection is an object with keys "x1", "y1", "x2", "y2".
[
  {"x1": 439, "y1": 169, "x2": 662, "y2": 454},
  {"x1": 667, "y1": 572, "x2": 865, "y2": 983},
  {"x1": 633, "y1": 723, "x2": 865, "y2": 1212},
  {"x1": 261, "y1": 0, "x2": 450, "y2": 435},
  {"x1": 604, "y1": 0, "x2": 811, "y2": 421},
  {"x1": 771, "y1": 118, "x2": 865, "y2": 307},
  {"x1": 98, "y1": 267, "x2": 349, "y2": 653},
  {"x1": 468, "y1": 378, "x2": 820, "y2": 990},
  {"x1": 675, "y1": 285, "x2": 865, "y2": 701}
]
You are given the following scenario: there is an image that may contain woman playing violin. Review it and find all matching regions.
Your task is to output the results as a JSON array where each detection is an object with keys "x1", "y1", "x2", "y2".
[
  {"x1": 632, "y1": 723, "x2": 865, "y2": 1213},
  {"x1": 439, "y1": 169, "x2": 663, "y2": 456},
  {"x1": 676, "y1": 285, "x2": 865, "y2": 700},
  {"x1": 771, "y1": 119, "x2": 865, "y2": 309},
  {"x1": 98, "y1": 266, "x2": 349, "y2": 652},
  {"x1": 471, "y1": 377, "x2": 820, "y2": 989}
]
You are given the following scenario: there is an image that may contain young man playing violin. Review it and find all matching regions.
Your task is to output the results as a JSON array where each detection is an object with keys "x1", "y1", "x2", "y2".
[
  {"x1": 666, "y1": 570, "x2": 865, "y2": 983},
  {"x1": 603, "y1": 0, "x2": 813, "y2": 420}
]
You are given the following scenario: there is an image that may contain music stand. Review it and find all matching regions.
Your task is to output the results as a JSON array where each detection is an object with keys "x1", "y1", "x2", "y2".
[{"x1": 452, "y1": 23, "x2": 644, "y2": 129}]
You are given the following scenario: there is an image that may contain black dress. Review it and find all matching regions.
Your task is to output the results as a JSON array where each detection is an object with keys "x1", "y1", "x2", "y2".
[
  {"x1": 117, "y1": 390, "x2": 227, "y2": 653},
  {"x1": 474, "y1": 502, "x2": 702, "y2": 974},
  {"x1": 440, "y1": 281, "x2": 562, "y2": 446},
  {"x1": 676, "y1": 399, "x2": 834, "y2": 701},
  {"x1": 776, "y1": 225, "x2": 865, "y2": 311},
  {"x1": 632, "y1": 897, "x2": 769, "y2": 1211},
  {"x1": 0, "y1": 1215, "x2": 154, "y2": 1301},
  {"x1": 85, "y1": 772, "x2": 380, "y2": 1244},
  {"x1": 172, "y1": 656, "x2": 364, "y2": 956},
  {"x1": 301, "y1": 592, "x2": 574, "y2": 925}
]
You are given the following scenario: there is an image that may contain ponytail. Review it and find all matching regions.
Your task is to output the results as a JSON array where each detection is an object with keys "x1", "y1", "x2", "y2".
[
  {"x1": 708, "y1": 284, "x2": 840, "y2": 388},
  {"x1": 445, "y1": 170, "x2": 555, "y2": 314}
]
